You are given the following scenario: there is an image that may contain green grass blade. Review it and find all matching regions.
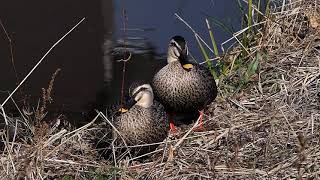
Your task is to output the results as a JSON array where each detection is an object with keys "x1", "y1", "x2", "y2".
[
  {"x1": 237, "y1": 0, "x2": 246, "y2": 29},
  {"x1": 63, "y1": 176, "x2": 74, "y2": 180},
  {"x1": 244, "y1": 52, "x2": 260, "y2": 83},
  {"x1": 206, "y1": 16, "x2": 234, "y2": 35},
  {"x1": 237, "y1": 0, "x2": 245, "y2": 17},
  {"x1": 248, "y1": 0, "x2": 253, "y2": 31},
  {"x1": 205, "y1": 19, "x2": 219, "y2": 57},
  {"x1": 265, "y1": 0, "x2": 271, "y2": 16},
  {"x1": 195, "y1": 35, "x2": 218, "y2": 80},
  {"x1": 257, "y1": 0, "x2": 262, "y2": 22}
]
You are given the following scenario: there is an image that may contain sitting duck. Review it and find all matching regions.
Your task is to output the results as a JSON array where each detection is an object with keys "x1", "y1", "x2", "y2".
[{"x1": 152, "y1": 35, "x2": 217, "y2": 132}]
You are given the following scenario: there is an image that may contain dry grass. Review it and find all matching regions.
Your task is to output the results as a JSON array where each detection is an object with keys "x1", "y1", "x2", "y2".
[{"x1": 1, "y1": 0, "x2": 320, "y2": 179}]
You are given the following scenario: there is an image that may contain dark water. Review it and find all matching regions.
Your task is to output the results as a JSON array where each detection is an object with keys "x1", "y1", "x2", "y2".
[
  {"x1": 0, "y1": 0, "x2": 247, "y2": 123},
  {"x1": 114, "y1": 0, "x2": 243, "y2": 57}
]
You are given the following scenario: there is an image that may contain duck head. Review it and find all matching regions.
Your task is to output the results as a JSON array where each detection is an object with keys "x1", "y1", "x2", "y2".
[
  {"x1": 167, "y1": 35, "x2": 194, "y2": 70},
  {"x1": 119, "y1": 84, "x2": 154, "y2": 112}
]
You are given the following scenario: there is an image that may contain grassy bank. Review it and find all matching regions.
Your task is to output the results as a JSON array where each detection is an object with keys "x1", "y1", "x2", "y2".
[{"x1": 1, "y1": 0, "x2": 320, "y2": 179}]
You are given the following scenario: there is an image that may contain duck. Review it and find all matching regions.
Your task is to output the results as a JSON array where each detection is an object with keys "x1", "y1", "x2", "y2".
[
  {"x1": 111, "y1": 82, "x2": 169, "y2": 155},
  {"x1": 152, "y1": 35, "x2": 217, "y2": 132}
]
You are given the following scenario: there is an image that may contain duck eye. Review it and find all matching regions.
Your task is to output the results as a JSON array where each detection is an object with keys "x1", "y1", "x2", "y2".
[{"x1": 132, "y1": 87, "x2": 148, "y2": 97}]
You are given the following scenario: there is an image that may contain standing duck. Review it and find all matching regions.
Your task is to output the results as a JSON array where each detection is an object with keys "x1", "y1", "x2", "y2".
[
  {"x1": 111, "y1": 83, "x2": 169, "y2": 155},
  {"x1": 152, "y1": 35, "x2": 217, "y2": 132}
]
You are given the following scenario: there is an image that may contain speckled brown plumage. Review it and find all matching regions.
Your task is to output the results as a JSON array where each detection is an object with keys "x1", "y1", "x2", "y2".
[
  {"x1": 113, "y1": 100, "x2": 168, "y2": 145},
  {"x1": 152, "y1": 61, "x2": 217, "y2": 113},
  {"x1": 110, "y1": 84, "x2": 169, "y2": 155}
]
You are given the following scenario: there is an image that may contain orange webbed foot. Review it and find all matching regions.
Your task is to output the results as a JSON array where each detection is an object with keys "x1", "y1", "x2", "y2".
[
  {"x1": 167, "y1": 112, "x2": 179, "y2": 134},
  {"x1": 192, "y1": 110, "x2": 205, "y2": 132}
]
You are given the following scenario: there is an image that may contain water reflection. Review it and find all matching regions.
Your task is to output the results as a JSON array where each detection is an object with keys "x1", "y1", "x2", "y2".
[
  {"x1": 90, "y1": 39, "x2": 166, "y2": 120},
  {"x1": 114, "y1": 0, "x2": 243, "y2": 58}
]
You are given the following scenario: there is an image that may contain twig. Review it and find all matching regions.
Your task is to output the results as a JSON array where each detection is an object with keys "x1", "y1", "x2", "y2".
[
  {"x1": 120, "y1": 8, "x2": 129, "y2": 110},
  {"x1": 203, "y1": 124, "x2": 243, "y2": 149},
  {"x1": 10, "y1": 120, "x2": 18, "y2": 151},
  {"x1": 99, "y1": 112, "x2": 133, "y2": 160},
  {"x1": 116, "y1": 52, "x2": 132, "y2": 62},
  {"x1": 1, "y1": 17, "x2": 86, "y2": 113},
  {"x1": 228, "y1": 98, "x2": 250, "y2": 112},
  {"x1": 44, "y1": 111, "x2": 98, "y2": 158},
  {"x1": 128, "y1": 148, "x2": 163, "y2": 162},
  {"x1": 174, "y1": 13, "x2": 215, "y2": 54},
  {"x1": 173, "y1": 116, "x2": 201, "y2": 151},
  {"x1": 45, "y1": 158, "x2": 101, "y2": 167},
  {"x1": 0, "y1": 18, "x2": 18, "y2": 83},
  {"x1": 0, "y1": 106, "x2": 8, "y2": 126},
  {"x1": 221, "y1": 21, "x2": 266, "y2": 52},
  {"x1": 199, "y1": 57, "x2": 221, "y2": 65}
]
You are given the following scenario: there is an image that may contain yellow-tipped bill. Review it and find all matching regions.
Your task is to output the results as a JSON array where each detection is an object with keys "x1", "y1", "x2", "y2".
[
  {"x1": 183, "y1": 63, "x2": 193, "y2": 70},
  {"x1": 118, "y1": 108, "x2": 128, "y2": 113}
]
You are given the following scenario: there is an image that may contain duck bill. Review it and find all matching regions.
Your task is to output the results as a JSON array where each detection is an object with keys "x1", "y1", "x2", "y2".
[
  {"x1": 179, "y1": 56, "x2": 194, "y2": 70},
  {"x1": 118, "y1": 97, "x2": 137, "y2": 113}
]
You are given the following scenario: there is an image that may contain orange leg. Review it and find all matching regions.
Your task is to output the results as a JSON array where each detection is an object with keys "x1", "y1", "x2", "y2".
[
  {"x1": 193, "y1": 110, "x2": 204, "y2": 132},
  {"x1": 167, "y1": 113, "x2": 178, "y2": 133}
]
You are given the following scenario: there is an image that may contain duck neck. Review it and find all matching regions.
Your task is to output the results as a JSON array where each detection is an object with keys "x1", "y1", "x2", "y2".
[
  {"x1": 136, "y1": 93, "x2": 153, "y2": 108},
  {"x1": 167, "y1": 56, "x2": 179, "y2": 64}
]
